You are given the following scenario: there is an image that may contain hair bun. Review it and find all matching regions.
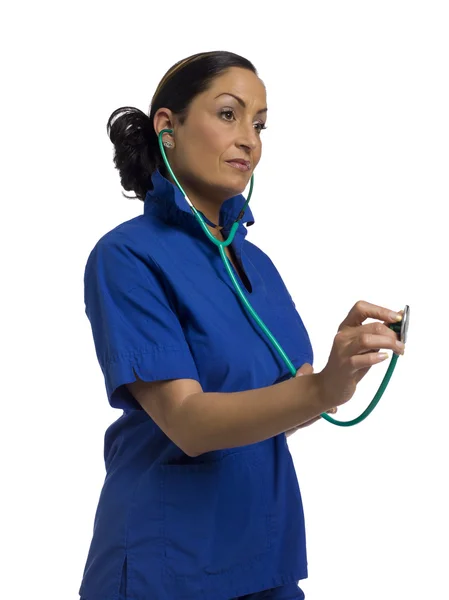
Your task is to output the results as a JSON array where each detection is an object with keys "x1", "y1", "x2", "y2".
[
  {"x1": 106, "y1": 51, "x2": 257, "y2": 201},
  {"x1": 107, "y1": 106, "x2": 152, "y2": 148}
]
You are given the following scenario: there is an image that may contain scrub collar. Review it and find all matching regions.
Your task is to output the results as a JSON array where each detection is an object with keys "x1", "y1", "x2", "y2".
[{"x1": 144, "y1": 168, "x2": 255, "y2": 234}]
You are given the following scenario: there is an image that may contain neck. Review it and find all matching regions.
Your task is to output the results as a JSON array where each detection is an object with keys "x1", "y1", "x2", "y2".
[{"x1": 167, "y1": 172, "x2": 225, "y2": 229}]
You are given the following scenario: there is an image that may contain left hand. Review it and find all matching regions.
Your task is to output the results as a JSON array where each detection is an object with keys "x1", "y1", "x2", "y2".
[{"x1": 285, "y1": 363, "x2": 338, "y2": 437}]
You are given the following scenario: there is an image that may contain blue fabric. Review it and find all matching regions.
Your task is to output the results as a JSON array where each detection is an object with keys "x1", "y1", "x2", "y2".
[
  {"x1": 237, "y1": 581, "x2": 305, "y2": 599},
  {"x1": 79, "y1": 169, "x2": 314, "y2": 600}
]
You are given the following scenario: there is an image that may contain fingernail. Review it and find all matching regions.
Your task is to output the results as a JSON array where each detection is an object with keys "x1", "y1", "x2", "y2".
[{"x1": 391, "y1": 312, "x2": 402, "y2": 321}]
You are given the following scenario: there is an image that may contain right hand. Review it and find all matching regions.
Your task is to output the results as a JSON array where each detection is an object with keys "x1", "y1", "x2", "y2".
[{"x1": 316, "y1": 300, "x2": 405, "y2": 410}]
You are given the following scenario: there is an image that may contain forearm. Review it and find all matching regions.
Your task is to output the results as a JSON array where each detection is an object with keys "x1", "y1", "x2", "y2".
[{"x1": 174, "y1": 373, "x2": 326, "y2": 456}]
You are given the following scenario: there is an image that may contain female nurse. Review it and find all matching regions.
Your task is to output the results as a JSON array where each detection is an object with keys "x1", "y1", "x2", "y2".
[{"x1": 79, "y1": 50, "x2": 405, "y2": 600}]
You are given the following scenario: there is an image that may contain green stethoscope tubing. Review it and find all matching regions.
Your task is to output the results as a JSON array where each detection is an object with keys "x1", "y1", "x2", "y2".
[{"x1": 158, "y1": 129, "x2": 406, "y2": 427}]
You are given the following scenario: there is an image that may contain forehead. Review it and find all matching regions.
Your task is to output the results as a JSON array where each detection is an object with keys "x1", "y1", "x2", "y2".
[{"x1": 203, "y1": 67, "x2": 266, "y2": 103}]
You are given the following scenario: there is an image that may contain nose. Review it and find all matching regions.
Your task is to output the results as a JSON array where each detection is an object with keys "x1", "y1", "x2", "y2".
[{"x1": 236, "y1": 123, "x2": 259, "y2": 153}]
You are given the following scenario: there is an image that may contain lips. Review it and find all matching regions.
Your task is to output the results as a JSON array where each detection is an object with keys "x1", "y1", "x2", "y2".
[{"x1": 226, "y1": 159, "x2": 251, "y2": 172}]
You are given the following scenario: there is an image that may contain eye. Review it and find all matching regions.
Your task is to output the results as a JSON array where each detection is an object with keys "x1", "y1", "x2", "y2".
[
  {"x1": 254, "y1": 122, "x2": 267, "y2": 134},
  {"x1": 219, "y1": 109, "x2": 267, "y2": 134},
  {"x1": 220, "y1": 108, "x2": 235, "y2": 122}
]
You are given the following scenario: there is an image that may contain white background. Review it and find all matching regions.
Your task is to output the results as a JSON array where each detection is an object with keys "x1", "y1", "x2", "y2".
[{"x1": 2, "y1": 1, "x2": 448, "y2": 599}]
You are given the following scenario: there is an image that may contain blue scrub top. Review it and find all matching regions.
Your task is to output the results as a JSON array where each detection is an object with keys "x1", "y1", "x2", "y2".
[{"x1": 79, "y1": 169, "x2": 314, "y2": 600}]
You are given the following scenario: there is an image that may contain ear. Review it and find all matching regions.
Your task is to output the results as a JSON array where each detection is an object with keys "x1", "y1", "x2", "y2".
[{"x1": 153, "y1": 108, "x2": 175, "y2": 140}]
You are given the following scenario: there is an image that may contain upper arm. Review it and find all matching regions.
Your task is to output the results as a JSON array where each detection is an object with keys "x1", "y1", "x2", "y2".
[
  {"x1": 126, "y1": 376, "x2": 203, "y2": 455},
  {"x1": 84, "y1": 232, "x2": 201, "y2": 415}
]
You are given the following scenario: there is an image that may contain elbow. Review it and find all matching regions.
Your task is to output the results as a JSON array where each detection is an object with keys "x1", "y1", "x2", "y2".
[
  {"x1": 179, "y1": 435, "x2": 213, "y2": 458},
  {"x1": 174, "y1": 427, "x2": 211, "y2": 457},
  {"x1": 179, "y1": 431, "x2": 207, "y2": 457},
  {"x1": 169, "y1": 427, "x2": 203, "y2": 458},
  {"x1": 184, "y1": 446, "x2": 202, "y2": 458},
  {"x1": 169, "y1": 394, "x2": 207, "y2": 458},
  {"x1": 176, "y1": 440, "x2": 203, "y2": 458}
]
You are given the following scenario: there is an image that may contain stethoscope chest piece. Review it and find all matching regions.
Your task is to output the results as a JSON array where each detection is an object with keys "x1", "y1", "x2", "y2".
[
  {"x1": 388, "y1": 304, "x2": 410, "y2": 343},
  {"x1": 401, "y1": 304, "x2": 410, "y2": 343}
]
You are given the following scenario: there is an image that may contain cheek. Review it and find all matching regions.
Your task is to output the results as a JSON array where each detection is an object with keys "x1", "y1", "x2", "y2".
[
  {"x1": 202, "y1": 123, "x2": 231, "y2": 156},
  {"x1": 188, "y1": 130, "x2": 229, "y2": 168},
  {"x1": 253, "y1": 143, "x2": 262, "y2": 166},
  {"x1": 189, "y1": 122, "x2": 222, "y2": 154}
]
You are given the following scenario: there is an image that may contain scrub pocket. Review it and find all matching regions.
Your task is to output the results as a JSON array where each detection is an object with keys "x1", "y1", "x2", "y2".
[{"x1": 160, "y1": 447, "x2": 273, "y2": 579}]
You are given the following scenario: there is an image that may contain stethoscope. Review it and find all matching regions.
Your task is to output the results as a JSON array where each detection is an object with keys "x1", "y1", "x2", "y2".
[{"x1": 158, "y1": 129, "x2": 410, "y2": 427}]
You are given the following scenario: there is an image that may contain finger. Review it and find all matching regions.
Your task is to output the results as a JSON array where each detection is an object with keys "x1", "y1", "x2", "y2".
[
  {"x1": 297, "y1": 408, "x2": 337, "y2": 430},
  {"x1": 359, "y1": 321, "x2": 400, "y2": 341},
  {"x1": 352, "y1": 332, "x2": 404, "y2": 355},
  {"x1": 340, "y1": 300, "x2": 403, "y2": 329},
  {"x1": 360, "y1": 322, "x2": 405, "y2": 352},
  {"x1": 349, "y1": 351, "x2": 391, "y2": 371},
  {"x1": 382, "y1": 308, "x2": 404, "y2": 322},
  {"x1": 355, "y1": 322, "x2": 405, "y2": 353},
  {"x1": 296, "y1": 363, "x2": 314, "y2": 377},
  {"x1": 304, "y1": 416, "x2": 321, "y2": 426},
  {"x1": 297, "y1": 416, "x2": 322, "y2": 429},
  {"x1": 286, "y1": 425, "x2": 302, "y2": 436},
  {"x1": 381, "y1": 309, "x2": 404, "y2": 329}
]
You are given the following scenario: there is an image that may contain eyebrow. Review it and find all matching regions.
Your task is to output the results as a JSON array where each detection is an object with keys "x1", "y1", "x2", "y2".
[{"x1": 214, "y1": 92, "x2": 268, "y2": 115}]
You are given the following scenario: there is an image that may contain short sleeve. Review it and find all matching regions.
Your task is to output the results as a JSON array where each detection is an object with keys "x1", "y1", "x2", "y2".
[{"x1": 84, "y1": 232, "x2": 200, "y2": 410}]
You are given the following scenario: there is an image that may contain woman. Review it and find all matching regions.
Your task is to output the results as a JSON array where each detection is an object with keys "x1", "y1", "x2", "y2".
[{"x1": 79, "y1": 50, "x2": 405, "y2": 600}]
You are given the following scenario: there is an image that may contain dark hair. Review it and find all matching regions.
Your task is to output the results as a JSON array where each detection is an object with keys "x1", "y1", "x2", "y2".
[{"x1": 106, "y1": 51, "x2": 258, "y2": 201}]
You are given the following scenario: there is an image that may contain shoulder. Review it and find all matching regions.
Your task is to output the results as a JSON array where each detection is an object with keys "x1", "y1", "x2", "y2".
[
  {"x1": 92, "y1": 214, "x2": 161, "y2": 251},
  {"x1": 84, "y1": 216, "x2": 165, "y2": 288},
  {"x1": 85, "y1": 215, "x2": 162, "y2": 268}
]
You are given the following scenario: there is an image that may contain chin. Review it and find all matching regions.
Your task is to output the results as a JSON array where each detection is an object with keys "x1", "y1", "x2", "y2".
[
  {"x1": 222, "y1": 172, "x2": 251, "y2": 197},
  {"x1": 223, "y1": 183, "x2": 246, "y2": 199}
]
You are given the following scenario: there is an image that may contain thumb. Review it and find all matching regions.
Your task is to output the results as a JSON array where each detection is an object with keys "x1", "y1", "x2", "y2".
[{"x1": 296, "y1": 362, "x2": 314, "y2": 377}]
